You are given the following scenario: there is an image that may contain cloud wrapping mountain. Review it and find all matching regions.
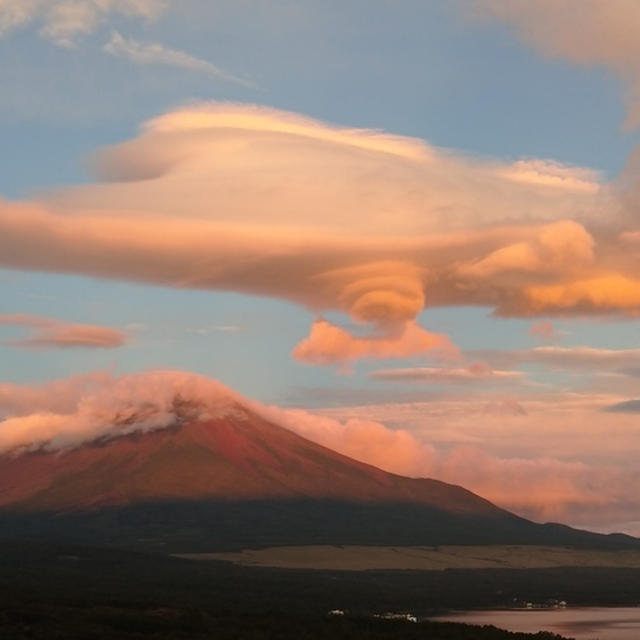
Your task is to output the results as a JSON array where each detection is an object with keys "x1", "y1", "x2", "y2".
[{"x1": 2, "y1": 369, "x2": 640, "y2": 534}]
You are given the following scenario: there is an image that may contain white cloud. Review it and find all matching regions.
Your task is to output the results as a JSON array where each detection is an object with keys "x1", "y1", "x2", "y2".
[
  {"x1": 0, "y1": 0, "x2": 165, "y2": 46},
  {"x1": 104, "y1": 31, "x2": 253, "y2": 87}
]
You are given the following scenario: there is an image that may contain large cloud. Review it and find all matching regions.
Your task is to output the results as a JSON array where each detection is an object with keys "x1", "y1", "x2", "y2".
[{"x1": 0, "y1": 103, "x2": 637, "y2": 362}]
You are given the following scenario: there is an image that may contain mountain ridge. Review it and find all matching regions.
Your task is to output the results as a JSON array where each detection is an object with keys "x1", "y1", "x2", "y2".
[
  {"x1": 0, "y1": 401, "x2": 504, "y2": 517},
  {"x1": 1, "y1": 395, "x2": 638, "y2": 552}
]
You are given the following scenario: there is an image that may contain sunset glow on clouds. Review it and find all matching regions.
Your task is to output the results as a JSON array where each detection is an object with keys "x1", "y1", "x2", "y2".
[
  {"x1": 1, "y1": 369, "x2": 640, "y2": 534},
  {"x1": 0, "y1": 102, "x2": 638, "y2": 365},
  {"x1": 1, "y1": 0, "x2": 640, "y2": 536}
]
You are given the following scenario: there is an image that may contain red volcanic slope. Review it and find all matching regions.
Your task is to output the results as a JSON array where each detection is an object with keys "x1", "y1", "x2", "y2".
[{"x1": 0, "y1": 402, "x2": 504, "y2": 517}]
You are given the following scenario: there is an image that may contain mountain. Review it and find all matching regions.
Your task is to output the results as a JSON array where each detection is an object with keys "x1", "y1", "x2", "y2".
[
  {"x1": 0, "y1": 397, "x2": 501, "y2": 515},
  {"x1": 0, "y1": 395, "x2": 637, "y2": 551}
]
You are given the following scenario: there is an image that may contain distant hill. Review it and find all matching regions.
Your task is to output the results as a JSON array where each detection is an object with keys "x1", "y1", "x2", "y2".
[{"x1": 0, "y1": 394, "x2": 637, "y2": 551}]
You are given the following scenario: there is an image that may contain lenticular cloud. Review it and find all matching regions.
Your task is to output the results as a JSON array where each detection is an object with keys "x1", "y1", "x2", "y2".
[{"x1": 0, "y1": 102, "x2": 637, "y2": 363}]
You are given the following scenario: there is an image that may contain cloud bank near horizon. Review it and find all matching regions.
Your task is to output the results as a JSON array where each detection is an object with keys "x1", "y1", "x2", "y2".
[
  {"x1": 1, "y1": 103, "x2": 639, "y2": 363},
  {"x1": 1, "y1": 368, "x2": 640, "y2": 534}
]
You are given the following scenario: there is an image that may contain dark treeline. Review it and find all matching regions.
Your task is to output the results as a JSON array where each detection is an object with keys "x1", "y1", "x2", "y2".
[
  {"x1": 0, "y1": 606, "x2": 571, "y2": 640},
  {"x1": 2, "y1": 540, "x2": 639, "y2": 638}
]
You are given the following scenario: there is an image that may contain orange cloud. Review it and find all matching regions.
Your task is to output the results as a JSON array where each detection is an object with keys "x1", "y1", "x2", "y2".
[
  {"x1": 459, "y1": 220, "x2": 595, "y2": 278},
  {"x1": 293, "y1": 319, "x2": 457, "y2": 366},
  {"x1": 520, "y1": 275, "x2": 640, "y2": 316},
  {"x1": 0, "y1": 313, "x2": 127, "y2": 349},
  {"x1": 0, "y1": 103, "x2": 638, "y2": 362}
]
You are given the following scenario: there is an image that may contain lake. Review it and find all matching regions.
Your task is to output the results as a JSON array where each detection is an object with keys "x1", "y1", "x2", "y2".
[{"x1": 433, "y1": 607, "x2": 640, "y2": 639}]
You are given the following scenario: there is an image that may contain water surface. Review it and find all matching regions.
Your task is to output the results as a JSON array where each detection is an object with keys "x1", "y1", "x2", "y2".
[{"x1": 435, "y1": 607, "x2": 640, "y2": 640}]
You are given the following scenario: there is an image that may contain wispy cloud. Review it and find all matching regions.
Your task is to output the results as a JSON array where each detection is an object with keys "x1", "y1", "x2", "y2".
[
  {"x1": 474, "y1": 346, "x2": 640, "y2": 373},
  {"x1": 186, "y1": 324, "x2": 242, "y2": 335},
  {"x1": 528, "y1": 320, "x2": 564, "y2": 343},
  {"x1": 0, "y1": 0, "x2": 165, "y2": 47},
  {"x1": 104, "y1": 31, "x2": 254, "y2": 87},
  {"x1": 369, "y1": 363, "x2": 524, "y2": 384},
  {"x1": 0, "y1": 313, "x2": 127, "y2": 349}
]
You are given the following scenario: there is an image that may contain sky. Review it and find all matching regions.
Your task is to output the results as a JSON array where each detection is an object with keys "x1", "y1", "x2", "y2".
[{"x1": 1, "y1": 0, "x2": 640, "y2": 535}]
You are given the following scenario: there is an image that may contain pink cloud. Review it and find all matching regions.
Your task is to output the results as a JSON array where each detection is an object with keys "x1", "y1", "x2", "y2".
[
  {"x1": 293, "y1": 319, "x2": 457, "y2": 366},
  {"x1": 528, "y1": 320, "x2": 560, "y2": 342},
  {"x1": 0, "y1": 313, "x2": 127, "y2": 349}
]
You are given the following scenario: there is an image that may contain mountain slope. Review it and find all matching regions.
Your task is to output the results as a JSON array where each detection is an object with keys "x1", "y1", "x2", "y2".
[
  {"x1": 0, "y1": 400, "x2": 501, "y2": 516},
  {"x1": 0, "y1": 397, "x2": 637, "y2": 551}
]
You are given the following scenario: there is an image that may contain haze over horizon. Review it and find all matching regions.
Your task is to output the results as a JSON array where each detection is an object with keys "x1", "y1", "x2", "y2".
[{"x1": 2, "y1": 0, "x2": 640, "y2": 536}]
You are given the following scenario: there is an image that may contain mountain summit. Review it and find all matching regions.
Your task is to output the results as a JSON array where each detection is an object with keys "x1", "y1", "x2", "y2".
[
  {"x1": 0, "y1": 373, "x2": 636, "y2": 551},
  {"x1": 0, "y1": 394, "x2": 500, "y2": 516}
]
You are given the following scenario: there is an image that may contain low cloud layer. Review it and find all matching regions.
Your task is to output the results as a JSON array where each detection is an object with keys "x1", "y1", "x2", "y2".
[
  {"x1": 369, "y1": 363, "x2": 523, "y2": 384},
  {"x1": 1, "y1": 103, "x2": 638, "y2": 362},
  {"x1": 318, "y1": 392, "x2": 640, "y2": 534},
  {"x1": 474, "y1": 345, "x2": 640, "y2": 373},
  {"x1": 2, "y1": 369, "x2": 640, "y2": 534},
  {"x1": 0, "y1": 313, "x2": 127, "y2": 349}
]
